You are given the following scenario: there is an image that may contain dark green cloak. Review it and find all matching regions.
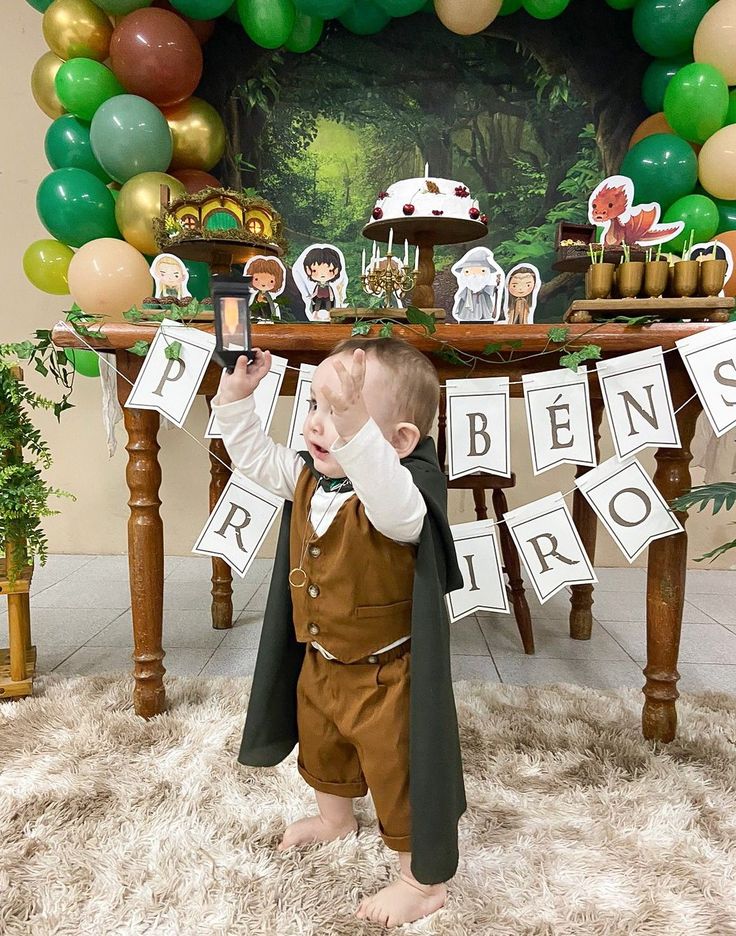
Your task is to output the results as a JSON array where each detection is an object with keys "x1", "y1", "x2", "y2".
[{"x1": 238, "y1": 436, "x2": 466, "y2": 884}]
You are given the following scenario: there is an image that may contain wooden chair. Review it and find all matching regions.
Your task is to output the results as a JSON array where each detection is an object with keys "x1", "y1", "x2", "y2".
[{"x1": 437, "y1": 389, "x2": 535, "y2": 655}]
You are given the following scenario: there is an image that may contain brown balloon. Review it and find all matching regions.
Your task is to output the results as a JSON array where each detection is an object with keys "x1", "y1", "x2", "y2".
[
  {"x1": 152, "y1": 0, "x2": 216, "y2": 43},
  {"x1": 164, "y1": 97, "x2": 226, "y2": 171},
  {"x1": 42, "y1": 0, "x2": 113, "y2": 62},
  {"x1": 110, "y1": 8, "x2": 203, "y2": 109},
  {"x1": 31, "y1": 51, "x2": 66, "y2": 119},
  {"x1": 170, "y1": 169, "x2": 222, "y2": 193}
]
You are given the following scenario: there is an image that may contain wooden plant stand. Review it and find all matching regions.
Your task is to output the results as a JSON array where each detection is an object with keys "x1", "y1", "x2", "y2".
[
  {"x1": 565, "y1": 296, "x2": 734, "y2": 323},
  {"x1": 0, "y1": 547, "x2": 35, "y2": 700}
]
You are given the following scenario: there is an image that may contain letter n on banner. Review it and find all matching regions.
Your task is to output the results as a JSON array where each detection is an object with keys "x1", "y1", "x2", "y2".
[
  {"x1": 206, "y1": 353, "x2": 288, "y2": 439},
  {"x1": 287, "y1": 363, "x2": 317, "y2": 450},
  {"x1": 575, "y1": 455, "x2": 683, "y2": 563},
  {"x1": 596, "y1": 347, "x2": 680, "y2": 459},
  {"x1": 446, "y1": 520, "x2": 509, "y2": 623},
  {"x1": 522, "y1": 366, "x2": 596, "y2": 474},
  {"x1": 504, "y1": 493, "x2": 596, "y2": 603},
  {"x1": 446, "y1": 377, "x2": 510, "y2": 479},
  {"x1": 676, "y1": 320, "x2": 736, "y2": 437},
  {"x1": 125, "y1": 320, "x2": 216, "y2": 428},
  {"x1": 193, "y1": 474, "x2": 283, "y2": 577}
]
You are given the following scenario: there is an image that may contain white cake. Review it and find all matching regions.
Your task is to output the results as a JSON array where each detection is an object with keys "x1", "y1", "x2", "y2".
[{"x1": 369, "y1": 175, "x2": 486, "y2": 224}]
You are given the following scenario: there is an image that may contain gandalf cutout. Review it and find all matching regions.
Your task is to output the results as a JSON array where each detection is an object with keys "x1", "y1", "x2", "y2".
[{"x1": 451, "y1": 247, "x2": 505, "y2": 322}]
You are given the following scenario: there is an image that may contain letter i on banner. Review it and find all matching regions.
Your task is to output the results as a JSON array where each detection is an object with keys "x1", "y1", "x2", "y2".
[
  {"x1": 446, "y1": 520, "x2": 509, "y2": 623},
  {"x1": 125, "y1": 320, "x2": 216, "y2": 427},
  {"x1": 575, "y1": 455, "x2": 683, "y2": 563},
  {"x1": 193, "y1": 474, "x2": 283, "y2": 577},
  {"x1": 206, "y1": 354, "x2": 288, "y2": 439},
  {"x1": 504, "y1": 492, "x2": 596, "y2": 603},
  {"x1": 676, "y1": 320, "x2": 736, "y2": 437},
  {"x1": 446, "y1": 377, "x2": 510, "y2": 479},
  {"x1": 596, "y1": 347, "x2": 680, "y2": 459},
  {"x1": 522, "y1": 367, "x2": 596, "y2": 474},
  {"x1": 287, "y1": 363, "x2": 317, "y2": 450}
]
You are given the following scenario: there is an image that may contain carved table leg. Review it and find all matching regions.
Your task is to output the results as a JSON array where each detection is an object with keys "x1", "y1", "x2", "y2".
[
  {"x1": 569, "y1": 397, "x2": 604, "y2": 640},
  {"x1": 492, "y1": 487, "x2": 534, "y2": 655},
  {"x1": 206, "y1": 398, "x2": 233, "y2": 631},
  {"x1": 119, "y1": 361, "x2": 165, "y2": 719}
]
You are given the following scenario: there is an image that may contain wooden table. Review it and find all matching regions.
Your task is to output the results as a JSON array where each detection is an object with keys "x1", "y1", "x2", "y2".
[{"x1": 52, "y1": 321, "x2": 712, "y2": 743}]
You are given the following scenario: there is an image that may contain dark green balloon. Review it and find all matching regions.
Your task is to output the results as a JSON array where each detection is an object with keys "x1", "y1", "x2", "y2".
[
  {"x1": 25, "y1": 0, "x2": 53, "y2": 10},
  {"x1": 224, "y1": 2, "x2": 241, "y2": 20},
  {"x1": 725, "y1": 90, "x2": 736, "y2": 126},
  {"x1": 524, "y1": 0, "x2": 570, "y2": 18},
  {"x1": 499, "y1": 0, "x2": 523, "y2": 13},
  {"x1": 641, "y1": 55, "x2": 692, "y2": 114},
  {"x1": 45, "y1": 115, "x2": 111, "y2": 184},
  {"x1": 293, "y1": 0, "x2": 351, "y2": 15},
  {"x1": 375, "y1": 0, "x2": 425, "y2": 14},
  {"x1": 714, "y1": 197, "x2": 736, "y2": 233},
  {"x1": 339, "y1": 1, "x2": 391, "y2": 33},
  {"x1": 170, "y1": 0, "x2": 232, "y2": 17},
  {"x1": 632, "y1": 0, "x2": 711, "y2": 58},
  {"x1": 605, "y1": 0, "x2": 637, "y2": 8},
  {"x1": 238, "y1": 0, "x2": 296, "y2": 47},
  {"x1": 620, "y1": 133, "x2": 698, "y2": 211},
  {"x1": 284, "y1": 11, "x2": 324, "y2": 50},
  {"x1": 36, "y1": 168, "x2": 120, "y2": 249}
]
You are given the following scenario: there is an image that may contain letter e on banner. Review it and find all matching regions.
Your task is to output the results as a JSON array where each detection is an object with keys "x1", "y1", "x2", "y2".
[
  {"x1": 445, "y1": 520, "x2": 509, "y2": 623},
  {"x1": 522, "y1": 367, "x2": 596, "y2": 474},
  {"x1": 287, "y1": 363, "x2": 317, "y2": 450}
]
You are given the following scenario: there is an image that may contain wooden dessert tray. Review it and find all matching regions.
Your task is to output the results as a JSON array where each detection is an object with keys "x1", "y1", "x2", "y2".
[{"x1": 564, "y1": 296, "x2": 735, "y2": 323}]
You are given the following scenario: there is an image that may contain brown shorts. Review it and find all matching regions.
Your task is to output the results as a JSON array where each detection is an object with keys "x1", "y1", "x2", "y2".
[{"x1": 296, "y1": 640, "x2": 411, "y2": 852}]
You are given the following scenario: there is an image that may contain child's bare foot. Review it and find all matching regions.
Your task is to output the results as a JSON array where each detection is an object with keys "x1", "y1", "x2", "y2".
[
  {"x1": 356, "y1": 876, "x2": 446, "y2": 928},
  {"x1": 277, "y1": 813, "x2": 358, "y2": 851}
]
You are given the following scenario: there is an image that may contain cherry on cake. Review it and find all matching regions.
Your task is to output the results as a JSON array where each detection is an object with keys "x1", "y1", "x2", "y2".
[{"x1": 369, "y1": 168, "x2": 487, "y2": 225}]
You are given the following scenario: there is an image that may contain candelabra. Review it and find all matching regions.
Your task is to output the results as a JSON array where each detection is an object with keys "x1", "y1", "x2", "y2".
[{"x1": 360, "y1": 229, "x2": 418, "y2": 306}]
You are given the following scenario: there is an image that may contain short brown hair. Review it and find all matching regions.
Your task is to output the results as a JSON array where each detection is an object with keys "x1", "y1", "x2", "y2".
[
  {"x1": 329, "y1": 336, "x2": 439, "y2": 437},
  {"x1": 247, "y1": 257, "x2": 284, "y2": 290}
]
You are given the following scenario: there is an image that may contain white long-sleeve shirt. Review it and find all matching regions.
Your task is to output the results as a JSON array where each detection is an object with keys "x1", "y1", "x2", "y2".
[{"x1": 211, "y1": 394, "x2": 427, "y2": 657}]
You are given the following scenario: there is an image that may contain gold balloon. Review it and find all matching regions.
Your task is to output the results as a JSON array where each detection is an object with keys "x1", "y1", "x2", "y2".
[
  {"x1": 43, "y1": 0, "x2": 112, "y2": 62},
  {"x1": 434, "y1": 0, "x2": 501, "y2": 35},
  {"x1": 116, "y1": 172, "x2": 186, "y2": 255},
  {"x1": 31, "y1": 51, "x2": 66, "y2": 119},
  {"x1": 164, "y1": 97, "x2": 227, "y2": 172}
]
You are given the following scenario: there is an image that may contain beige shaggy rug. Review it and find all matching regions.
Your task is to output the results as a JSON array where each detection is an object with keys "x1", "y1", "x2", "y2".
[{"x1": 1, "y1": 675, "x2": 735, "y2": 936}]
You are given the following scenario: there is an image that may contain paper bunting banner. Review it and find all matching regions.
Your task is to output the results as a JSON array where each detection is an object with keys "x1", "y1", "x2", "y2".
[
  {"x1": 676, "y1": 320, "x2": 736, "y2": 438},
  {"x1": 125, "y1": 320, "x2": 215, "y2": 428},
  {"x1": 596, "y1": 347, "x2": 680, "y2": 460},
  {"x1": 575, "y1": 455, "x2": 683, "y2": 563},
  {"x1": 287, "y1": 363, "x2": 317, "y2": 450},
  {"x1": 504, "y1": 492, "x2": 597, "y2": 603},
  {"x1": 206, "y1": 353, "x2": 288, "y2": 439},
  {"x1": 446, "y1": 520, "x2": 509, "y2": 623},
  {"x1": 522, "y1": 367, "x2": 596, "y2": 475},
  {"x1": 192, "y1": 474, "x2": 283, "y2": 578},
  {"x1": 446, "y1": 377, "x2": 510, "y2": 480}
]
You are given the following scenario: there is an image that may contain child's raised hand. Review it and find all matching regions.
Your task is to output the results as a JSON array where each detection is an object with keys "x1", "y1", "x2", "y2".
[
  {"x1": 217, "y1": 349, "x2": 271, "y2": 405},
  {"x1": 323, "y1": 348, "x2": 370, "y2": 441}
]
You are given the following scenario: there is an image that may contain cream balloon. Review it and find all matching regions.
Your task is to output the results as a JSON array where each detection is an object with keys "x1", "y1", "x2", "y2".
[
  {"x1": 67, "y1": 237, "x2": 153, "y2": 319},
  {"x1": 115, "y1": 171, "x2": 186, "y2": 255},
  {"x1": 699, "y1": 123, "x2": 736, "y2": 200},
  {"x1": 694, "y1": 0, "x2": 736, "y2": 86},
  {"x1": 434, "y1": 0, "x2": 501, "y2": 34}
]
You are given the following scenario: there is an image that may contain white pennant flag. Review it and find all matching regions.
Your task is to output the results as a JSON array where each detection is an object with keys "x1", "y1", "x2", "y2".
[
  {"x1": 287, "y1": 363, "x2": 317, "y2": 450},
  {"x1": 125, "y1": 320, "x2": 216, "y2": 428},
  {"x1": 446, "y1": 377, "x2": 510, "y2": 479},
  {"x1": 596, "y1": 347, "x2": 680, "y2": 459},
  {"x1": 206, "y1": 353, "x2": 288, "y2": 439},
  {"x1": 522, "y1": 366, "x2": 596, "y2": 474},
  {"x1": 446, "y1": 520, "x2": 510, "y2": 623},
  {"x1": 575, "y1": 455, "x2": 683, "y2": 563},
  {"x1": 504, "y1": 492, "x2": 596, "y2": 603},
  {"x1": 676, "y1": 320, "x2": 736, "y2": 437},
  {"x1": 193, "y1": 474, "x2": 283, "y2": 578}
]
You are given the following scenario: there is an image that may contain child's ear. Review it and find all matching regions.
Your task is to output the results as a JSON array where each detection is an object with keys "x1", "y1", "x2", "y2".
[{"x1": 392, "y1": 422, "x2": 421, "y2": 458}]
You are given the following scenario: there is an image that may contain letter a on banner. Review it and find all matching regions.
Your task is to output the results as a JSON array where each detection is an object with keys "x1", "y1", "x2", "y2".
[
  {"x1": 596, "y1": 347, "x2": 680, "y2": 459},
  {"x1": 446, "y1": 377, "x2": 510, "y2": 479},
  {"x1": 193, "y1": 474, "x2": 283, "y2": 577},
  {"x1": 446, "y1": 520, "x2": 509, "y2": 623},
  {"x1": 504, "y1": 492, "x2": 596, "y2": 603},
  {"x1": 676, "y1": 320, "x2": 736, "y2": 437},
  {"x1": 287, "y1": 363, "x2": 317, "y2": 450},
  {"x1": 206, "y1": 353, "x2": 288, "y2": 439},
  {"x1": 125, "y1": 320, "x2": 216, "y2": 428},
  {"x1": 575, "y1": 455, "x2": 683, "y2": 563},
  {"x1": 522, "y1": 367, "x2": 596, "y2": 474}
]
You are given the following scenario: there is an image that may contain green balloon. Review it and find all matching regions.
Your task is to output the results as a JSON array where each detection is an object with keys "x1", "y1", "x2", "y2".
[
  {"x1": 90, "y1": 95, "x2": 172, "y2": 185},
  {"x1": 45, "y1": 115, "x2": 111, "y2": 184},
  {"x1": 55, "y1": 59, "x2": 123, "y2": 124},
  {"x1": 293, "y1": 0, "x2": 351, "y2": 16},
  {"x1": 25, "y1": 0, "x2": 53, "y2": 10},
  {"x1": 632, "y1": 0, "x2": 711, "y2": 58},
  {"x1": 94, "y1": 0, "x2": 152, "y2": 12},
  {"x1": 37, "y1": 168, "x2": 120, "y2": 248},
  {"x1": 499, "y1": 0, "x2": 523, "y2": 13},
  {"x1": 620, "y1": 133, "x2": 698, "y2": 211},
  {"x1": 339, "y1": 1, "x2": 391, "y2": 33},
  {"x1": 170, "y1": 0, "x2": 232, "y2": 18},
  {"x1": 664, "y1": 62, "x2": 728, "y2": 144},
  {"x1": 662, "y1": 194, "x2": 719, "y2": 252},
  {"x1": 641, "y1": 55, "x2": 692, "y2": 114},
  {"x1": 375, "y1": 0, "x2": 425, "y2": 14},
  {"x1": 725, "y1": 89, "x2": 736, "y2": 126},
  {"x1": 23, "y1": 239, "x2": 74, "y2": 295},
  {"x1": 714, "y1": 197, "x2": 736, "y2": 233},
  {"x1": 238, "y1": 0, "x2": 296, "y2": 47},
  {"x1": 284, "y1": 11, "x2": 323, "y2": 50},
  {"x1": 605, "y1": 0, "x2": 637, "y2": 7},
  {"x1": 184, "y1": 259, "x2": 211, "y2": 299},
  {"x1": 224, "y1": 2, "x2": 241, "y2": 20},
  {"x1": 523, "y1": 0, "x2": 570, "y2": 18},
  {"x1": 65, "y1": 349, "x2": 100, "y2": 379}
]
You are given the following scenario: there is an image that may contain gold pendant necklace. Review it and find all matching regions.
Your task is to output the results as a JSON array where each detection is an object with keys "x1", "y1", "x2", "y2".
[{"x1": 288, "y1": 477, "x2": 350, "y2": 588}]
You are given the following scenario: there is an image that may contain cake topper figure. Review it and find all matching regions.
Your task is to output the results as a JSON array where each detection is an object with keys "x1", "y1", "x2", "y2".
[
  {"x1": 588, "y1": 175, "x2": 684, "y2": 248},
  {"x1": 503, "y1": 263, "x2": 541, "y2": 325},
  {"x1": 243, "y1": 255, "x2": 287, "y2": 323},
  {"x1": 451, "y1": 246, "x2": 505, "y2": 322},
  {"x1": 150, "y1": 253, "x2": 191, "y2": 302},
  {"x1": 293, "y1": 244, "x2": 349, "y2": 321}
]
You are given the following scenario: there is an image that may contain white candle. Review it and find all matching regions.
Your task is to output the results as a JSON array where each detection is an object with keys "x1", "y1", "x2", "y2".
[
  {"x1": 387, "y1": 227, "x2": 393, "y2": 255},
  {"x1": 372, "y1": 240, "x2": 378, "y2": 261},
  {"x1": 424, "y1": 161, "x2": 429, "y2": 179},
  {"x1": 414, "y1": 245, "x2": 419, "y2": 272},
  {"x1": 404, "y1": 238, "x2": 408, "y2": 266},
  {"x1": 361, "y1": 248, "x2": 366, "y2": 274}
]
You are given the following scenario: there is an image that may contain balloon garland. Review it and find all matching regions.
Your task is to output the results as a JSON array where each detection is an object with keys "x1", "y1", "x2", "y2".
[{"x1": 22, "y1": 0, "x2": 736, "y2": 376}]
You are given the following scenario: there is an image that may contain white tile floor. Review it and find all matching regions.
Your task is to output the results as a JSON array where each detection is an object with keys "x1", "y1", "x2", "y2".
[{"x1": 2, "y1": 555, "x2": 735, "y2": 694}]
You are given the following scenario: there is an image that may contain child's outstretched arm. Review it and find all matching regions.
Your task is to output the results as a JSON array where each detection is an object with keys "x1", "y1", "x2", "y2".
[{"x1": 212, "y1": 350, "x2": 302, "y2": 500}]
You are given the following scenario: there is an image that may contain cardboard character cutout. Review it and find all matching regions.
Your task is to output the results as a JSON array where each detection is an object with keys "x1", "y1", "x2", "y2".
[
  {"x1": 150, "y1": 253, "x2": 191, "y2": 302},
  {"x1": 293, "y1": 244, "x2": 348, "y2": 321},
  {"x1": 588, "y1": 175, "x2": 684, "y2": 248},
  {"x1": 503, "y1": 263, "x2": 541, "y2": 324},
  {"x1": 687, "y1": 241, "x2": 734, "y2": 297},
  {"x1": 243, "y1": 255, "x2": 287, "y2": 323},
  {"x1": 451, "y1": 247, "x2": 505, "y2": 322}
]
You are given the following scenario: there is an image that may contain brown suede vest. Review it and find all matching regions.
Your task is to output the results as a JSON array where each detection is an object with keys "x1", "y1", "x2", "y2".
[{"x1": 289, "y1": 466, "x2": 416, "y2": 663}]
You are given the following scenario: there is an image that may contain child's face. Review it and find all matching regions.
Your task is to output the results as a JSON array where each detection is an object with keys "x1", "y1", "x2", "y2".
[
  {"x1": 159, "y1": 263, "x2": 182, "y2": 286},
  {"x1": 252, "y1": 272, "x2": 276, "y2": 292},
  {"x1": 508, "y1": 272, "x2": 535, "y2": 298},
  {"x1": 303, "y1": 353, "x2": 397, "y2": 477},
  {"x1": 307, "y1": 262, "x2": 337, "y2": 285}
]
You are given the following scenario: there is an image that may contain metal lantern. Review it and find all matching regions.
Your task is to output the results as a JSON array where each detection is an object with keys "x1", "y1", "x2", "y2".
[{"x1": 211, "y1": 275, "x2": 256, "y2": 371}]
